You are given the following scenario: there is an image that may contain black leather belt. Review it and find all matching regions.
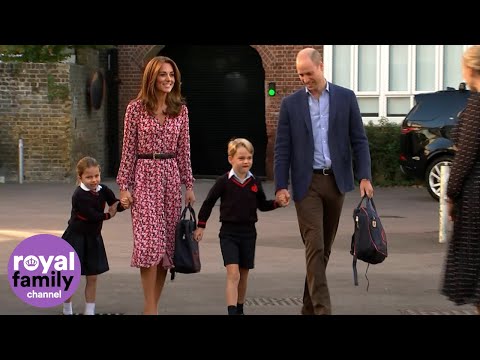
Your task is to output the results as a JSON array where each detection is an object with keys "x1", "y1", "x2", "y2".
[
  {"x1": 313, "y1": 168, "x2": 333, "y2": 175},
  {"x1": 137, "y1": 153, "x2": 176, "y2": 160}
]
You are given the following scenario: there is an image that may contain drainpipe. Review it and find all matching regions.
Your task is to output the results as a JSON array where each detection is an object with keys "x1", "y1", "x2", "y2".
[{"x1": 18, "y1": 137, "x2": 23, "y2": 184}]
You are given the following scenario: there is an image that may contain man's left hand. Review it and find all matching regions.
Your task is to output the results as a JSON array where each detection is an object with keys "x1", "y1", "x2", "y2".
[{"x1": 360, "y1": 179, "x2": 374, "y2": 198}]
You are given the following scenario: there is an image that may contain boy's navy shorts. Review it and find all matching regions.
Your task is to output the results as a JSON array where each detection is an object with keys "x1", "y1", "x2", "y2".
[{"x1": 219, "y1": 223, "x2": 257, "y2": 269}]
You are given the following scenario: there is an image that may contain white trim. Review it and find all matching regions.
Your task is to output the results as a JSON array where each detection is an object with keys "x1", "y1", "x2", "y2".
[
  {"x1": 376, "y1": 45, "x2": 381, "y2": 93},
  {"x1": 411, "y1": 45, "x2": 417, "y2": 93},
  {"x1": 379, "y1": 45, "x2": 388, "y2": 118},
  {"x1": 435, "y1": 45, "x2": 442, "y2": 90},
  {"x1": 323, "y1": 45, "x2": 333, "y2": 80},
  {"x1": 350, "y1": 46, "x2": 355, "y2": 89},
  {"x1": 352, "y1": 45, "x2": 358, "y2": 91},
  {"x1": 438, "y1": 45, "x2": 444, "y2": 89}
]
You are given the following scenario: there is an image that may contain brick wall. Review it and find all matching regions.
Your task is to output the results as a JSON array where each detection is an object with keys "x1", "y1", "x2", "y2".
[
  {"x1": 117, "y1": 45, "x2": 153, "y2": 142},
  {"x1": 0, "y1": 52, "x2": 109, "y2": 183},
  {"x1": 69, "y1": 63, "x2": 108, "y2": 180},
  {"x1": 70, "y1": 48, "x2": 110, "y2": 180},
  {"x1": 252, "y1": 45, "x2": 323, "y2": 179},
  {"x1": 0, "y1": 63, "x2": 72, "y2": 183},
  {"x1": 117, "y1": 45, "x2": 323, "y2": 180}
]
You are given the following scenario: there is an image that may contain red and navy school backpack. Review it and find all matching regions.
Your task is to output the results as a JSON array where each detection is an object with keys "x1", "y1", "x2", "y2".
[{"x1": 350, "y1": 196, "x2": 387, "y2": 290}]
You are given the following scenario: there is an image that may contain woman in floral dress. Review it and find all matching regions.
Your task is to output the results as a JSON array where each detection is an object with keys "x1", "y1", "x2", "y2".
[{"x1": 117, "y1": 56, "x2": 196, "y2": 315}]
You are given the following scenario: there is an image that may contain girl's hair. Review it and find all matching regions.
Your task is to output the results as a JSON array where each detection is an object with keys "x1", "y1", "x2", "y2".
[
  {"x1": 227, "y1": 138, "x2": 254, "y2": 157},
  {"x1": 76, "y1": 156, "x2": 100, "y2": 184},
  {"x1": 136, "y1": 56, "x2": 185, "y2": 117},
  {"x1": 463, "y1": 45, "x2": 480, "y2": 73}
]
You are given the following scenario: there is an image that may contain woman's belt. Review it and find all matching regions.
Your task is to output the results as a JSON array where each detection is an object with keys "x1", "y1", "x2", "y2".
[{"x1": 137, "y1": 153, "x2": 176, "y2": 160}]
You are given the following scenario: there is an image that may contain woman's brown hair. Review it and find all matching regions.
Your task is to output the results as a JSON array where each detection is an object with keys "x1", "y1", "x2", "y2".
[{"x1": 136, "y1": 56, "x2": 185, "y2": 117}]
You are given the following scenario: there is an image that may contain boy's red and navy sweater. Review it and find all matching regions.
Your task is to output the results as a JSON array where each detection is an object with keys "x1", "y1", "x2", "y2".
[{"x1": 197, "y1": 173, "x2": 279, "y2": 228}]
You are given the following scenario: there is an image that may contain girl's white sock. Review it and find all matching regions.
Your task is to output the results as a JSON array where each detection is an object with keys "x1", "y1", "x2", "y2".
[
  {"x1": 84, "y1": 302, "x2": 95, "y2": 315},
  {"x1": 63, "y1": 302, "x2": 73, "y2": 315}
]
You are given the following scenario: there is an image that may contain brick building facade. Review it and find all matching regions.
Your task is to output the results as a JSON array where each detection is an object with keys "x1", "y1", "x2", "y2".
[{"x1": 0, "y1": 45, "x2": 322, "y2": 183}]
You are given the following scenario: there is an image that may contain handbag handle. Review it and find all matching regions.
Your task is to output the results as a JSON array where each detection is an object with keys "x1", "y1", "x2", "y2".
[
  {"x1": 356, "y1": 195, "x2": 377, "y2": 213},
  {"x1": 180, "y1": 204, "x2": 197, "y2": 225}
]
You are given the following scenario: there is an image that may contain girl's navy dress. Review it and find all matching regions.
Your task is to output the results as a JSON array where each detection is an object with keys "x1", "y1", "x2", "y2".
[{"x1": 62, "y1": 184, "x2": 124, "y2": 276}]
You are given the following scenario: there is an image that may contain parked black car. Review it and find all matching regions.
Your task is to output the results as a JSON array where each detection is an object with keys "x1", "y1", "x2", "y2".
[{"x1": 399, "y1": 83, "x2": 470, "y2": 200}]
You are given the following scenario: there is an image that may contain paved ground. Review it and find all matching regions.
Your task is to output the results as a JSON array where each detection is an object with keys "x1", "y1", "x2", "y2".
[{"x1": 0, "y1": 179, "x2": 476, "y2": 315}]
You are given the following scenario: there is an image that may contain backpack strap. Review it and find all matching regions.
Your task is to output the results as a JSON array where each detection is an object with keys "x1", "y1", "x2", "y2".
[
  {"x1": 353, "y1": 255, "x2": 359, "y2": 286},
  {"x1": 365, "y1": 263, "x2": 370, "y2": 292},
  {"x1": 356, "y1": 196, "x2": 367, "y2": 209},
  {"x1": 353, "y1": 257, "x2": 372, "y2": 290}
]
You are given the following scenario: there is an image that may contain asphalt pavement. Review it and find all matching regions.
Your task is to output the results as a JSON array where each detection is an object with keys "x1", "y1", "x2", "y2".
[{"x1": 0, "y1": 179, "x2": 476, "y2": 315}]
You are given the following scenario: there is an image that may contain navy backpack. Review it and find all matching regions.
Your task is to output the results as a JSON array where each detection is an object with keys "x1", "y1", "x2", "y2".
[{"x1": 350, "y1": 196, "x2": 387, "y2": 290}]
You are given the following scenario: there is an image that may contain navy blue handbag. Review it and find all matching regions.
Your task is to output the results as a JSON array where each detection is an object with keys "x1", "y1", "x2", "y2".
[{"x1": 170, "y1": 204, "x2": 201, "y2": 280}]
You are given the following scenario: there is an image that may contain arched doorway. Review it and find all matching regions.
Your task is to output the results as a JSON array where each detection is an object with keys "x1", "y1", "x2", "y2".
[{"x1": 159, "y1": 45, "x2": 267, "y2": 177}]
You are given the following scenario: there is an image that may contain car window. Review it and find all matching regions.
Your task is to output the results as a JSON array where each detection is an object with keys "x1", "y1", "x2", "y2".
[{"x1": 406, "y1": 91, "x2": 470, "y2": 126}]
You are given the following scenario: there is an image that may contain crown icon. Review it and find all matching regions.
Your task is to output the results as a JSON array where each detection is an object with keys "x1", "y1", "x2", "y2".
[{"x1": 25, "y1": 258, "x2": 38, "y2": 267}]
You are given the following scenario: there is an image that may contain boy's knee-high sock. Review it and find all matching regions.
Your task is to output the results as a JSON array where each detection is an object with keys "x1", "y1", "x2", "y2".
[
  {"x1": 227, "y1": 305, "x2": 237, "y2": 315},
  {"x1": 236, "y1": 303, "x2": 244, "y2": 315}
]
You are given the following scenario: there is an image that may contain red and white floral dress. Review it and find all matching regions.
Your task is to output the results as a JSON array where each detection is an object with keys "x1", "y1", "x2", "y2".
[{"x1": 116, "y1": 99, "x2": 194, "y2": 269}]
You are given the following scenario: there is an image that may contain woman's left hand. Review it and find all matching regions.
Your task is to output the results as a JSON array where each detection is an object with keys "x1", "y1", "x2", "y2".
[
  {"x1": 185, "y1": 188, "x2": 196, "y2": 206},
  {"x1": 447, "y1": 199, "x2": 455, "y2": 222}
]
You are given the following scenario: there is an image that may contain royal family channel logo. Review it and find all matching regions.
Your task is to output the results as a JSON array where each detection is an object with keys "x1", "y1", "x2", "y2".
[{"x1": 8, "y1": 234, "x2": 81, "y2": 308}]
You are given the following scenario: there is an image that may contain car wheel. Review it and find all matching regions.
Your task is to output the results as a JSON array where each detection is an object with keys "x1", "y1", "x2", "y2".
[{"x1": 425, "y1": 156, "x2": 453, "y2": 201}]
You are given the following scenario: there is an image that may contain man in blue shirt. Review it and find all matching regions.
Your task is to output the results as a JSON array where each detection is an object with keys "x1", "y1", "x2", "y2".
[{"x1": 274, "y1": 48, "x2": 374, "y2": 315}]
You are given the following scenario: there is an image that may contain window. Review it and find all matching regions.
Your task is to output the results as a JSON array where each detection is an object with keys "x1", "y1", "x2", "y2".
[
  {"x1": 415, "y1": 45, "x2": 436, "y2": 91},
  {"x1": 358, "y1": 97, "x2": 379, "y2": 117},
  {"x1": 332, "y1": 45, "x2": 350, "y2": 88},
  {"x1": 387, "y1": 97, "x2": 411, "y2": 117},
  {"x1": 323, "y1": 45, "x2": 470, "y2": 124},
  {"x1": 389, "y1": 45, "x2": 408, "y2": 91},
  {"x1": 443, "y1": 45, "x2": 464, "y2": 89},
  {"x1": 358, "y1": 45, "x2": 377, "y2": 92}
]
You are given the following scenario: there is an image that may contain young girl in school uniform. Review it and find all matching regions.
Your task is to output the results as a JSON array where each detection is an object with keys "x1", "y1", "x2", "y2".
[{"x1": 61, "y1": 156, "x2": 125, "y2": 315}]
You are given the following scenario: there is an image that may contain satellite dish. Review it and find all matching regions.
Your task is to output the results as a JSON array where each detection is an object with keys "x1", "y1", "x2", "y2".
[{"x1": 88, "y1": 70, "x2": 104, "y2": 110}]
